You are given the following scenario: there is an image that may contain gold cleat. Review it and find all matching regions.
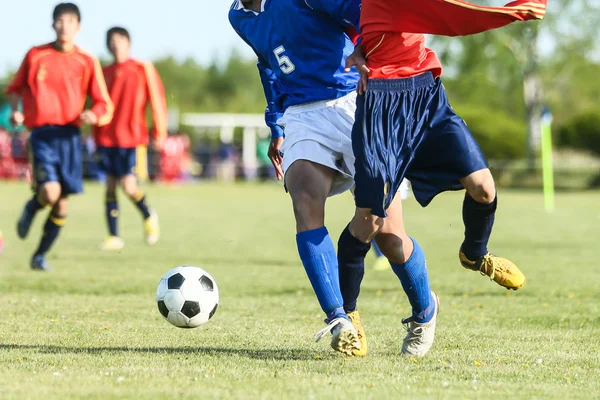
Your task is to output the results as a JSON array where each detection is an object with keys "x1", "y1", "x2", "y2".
[
  {"x1": 100, "y1": 236, "x2": 125, "y2": 251},
  {"x1": 347, "y1": 310, "x2": 368, "y2": 357},
  {"x1": 144, "y1": 210, "x2": 160, "y2": 246},
  {"x1": 460, "y1": 250, "x2": 526, "y2": 290}
]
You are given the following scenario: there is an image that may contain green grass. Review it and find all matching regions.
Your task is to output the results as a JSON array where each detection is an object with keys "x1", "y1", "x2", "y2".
[{"x1": 0, "y1": 182, "x2": 599, "y2": 399}]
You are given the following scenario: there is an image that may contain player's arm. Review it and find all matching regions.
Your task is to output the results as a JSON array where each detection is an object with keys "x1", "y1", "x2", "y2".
[
  {"x1": 143, "y1": 62, "x2": 169, "y2": 146},
  {"x1": 84, "y1": 56, "x2": 114, "y2": 126},
  {"x1": 257, "y1": 58, "x2": 284, "y2": 139},
  {"x1": 373, "y1": 0, "x2": 546, "y2": 37},
  {"x1": 5, "y1": 50, "x2": 31, "y2": 125},
  {"x1": 304, "y1": 0, "x2": 362, "y2": 28}
]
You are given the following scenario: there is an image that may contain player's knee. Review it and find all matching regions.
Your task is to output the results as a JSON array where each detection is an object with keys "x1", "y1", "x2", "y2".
[
  {"x1": 291, "y1": 190, "x2": 326, "y2": 231},
  {"x1": 40, "y1": 182, "x2": 61, "y2": 205},
  {"x1": 349, "y1": 209, "x2": 382, "y2": 243},
  {"x1": 53, "y1": 197, "x2": 69, "y2": 216},
  {"x1": 464, "y1": 169, "x2": 496, "y2": 204}
]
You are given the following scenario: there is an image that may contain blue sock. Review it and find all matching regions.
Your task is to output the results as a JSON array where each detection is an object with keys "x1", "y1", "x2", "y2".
[
  {"x1": 461, "y1": 193, "x2": 497, "y2": 260},
  {"x1": 34, "y1": 212, "x2": 65, "y2": 257},
  {"x1": 372, "y1": 241, "x2": 384, "y2": 257},
  {"x1": 337, "y1": 225, "x2": 371, "y2": 312},
  {"x1": 297, "y1": 227, "x2": 346, "y2": 322},
  {"x1": 390, "y1": 238, "x2": 434, "y2": 323},
  {"x1": 131, "y1": 190, "x2": 151, "y2": 219},
  {"x1": 106, "y1": 195, "x2": 119, "y2": 237}
]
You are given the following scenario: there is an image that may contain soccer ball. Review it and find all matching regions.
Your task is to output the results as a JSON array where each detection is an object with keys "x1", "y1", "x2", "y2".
[{"x1": 156, "y1": 266, "x2": 219, "y2": 328}]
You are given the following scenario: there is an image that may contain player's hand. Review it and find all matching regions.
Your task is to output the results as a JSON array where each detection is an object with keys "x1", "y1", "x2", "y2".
[
  {"x1": 267, "y1": 136, "x2": 284, "y2": 181},
  {"x1": 10, "y1": 110, "x2": 24, "y2": 126},
  {"x1": 344, "y1": 44, "x2": 370, "y2": 95},
  {"x1": 80, "y1": 110, "x2": 98, "y2": 125}
]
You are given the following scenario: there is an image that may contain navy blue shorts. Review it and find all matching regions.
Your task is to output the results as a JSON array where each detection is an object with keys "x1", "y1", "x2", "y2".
[
  {"x1": 29, "y1": 125, "x2": 83, "y2": 195},
  {"x1": 96, "y1": 146, "x2": 137, "y2": 178},
  {"x1": 352, "y1": 72, "x2": 487, "y2": 217}
]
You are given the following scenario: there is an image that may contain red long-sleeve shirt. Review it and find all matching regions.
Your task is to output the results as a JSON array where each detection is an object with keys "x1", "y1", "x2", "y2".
[
  {"x1": 5, "y1": 43, "x2": 113, "y2": 129},
  {"x1": 94, "y1": 59, "x2": 168, "y2": 148},
  {"x1": 361, "y1": 0, "x2": 547, "y2": 79}
]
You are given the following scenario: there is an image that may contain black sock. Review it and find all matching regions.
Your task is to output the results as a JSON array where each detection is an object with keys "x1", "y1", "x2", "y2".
[
  {"x1": 338, "y1": 225, "x2": 372, "y2": 313},
  {"x1": 106, "y1": 195, "x2": 119, "y2": 236},
  {"x1": 131, "y1": 190, "x2": 151, "y2": 219},
  {"x1": 34, "y1": 212, "x2": 65, "y2": 256},
  {"x1": 26, "y1": 193, "x2": 45, "y2": 214},
  {"x1": 461, "y1": 193, "x2": 497, "y2": 260}
]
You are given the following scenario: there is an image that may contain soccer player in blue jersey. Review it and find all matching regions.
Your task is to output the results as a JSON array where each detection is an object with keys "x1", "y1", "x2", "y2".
[{"x1": 229, "y1": 0, "x2": 433, "y2": 357}]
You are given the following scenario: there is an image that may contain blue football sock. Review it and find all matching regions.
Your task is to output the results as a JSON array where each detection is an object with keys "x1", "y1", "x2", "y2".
[
  {"x1": 34, "y1": 212, "x2": 65, "y2": 257},
  {"x1": 26, "y1": 193, "x2": 45, "y2": 214},
  {"x1": 372, "y1": 240, "x2": 384, "y2": 257},
  {"x1": 131, "y1": 190, "x2": 151, "y2": 219},
  {"x1": 106, "y1": 195, "x2": 119, "y2": 237},
  {"x1": 390, "y1": 238, "x2": 434, "y2": 323},
  {"x1": 297, "y1": 227, "x2": 346, "y2": 322},
  {"x1": 337, "y1": 225, "x2": 371, "y2": 313},
  {"x1": 461, "y1": 193, "x2": 497, "y2": 260}
]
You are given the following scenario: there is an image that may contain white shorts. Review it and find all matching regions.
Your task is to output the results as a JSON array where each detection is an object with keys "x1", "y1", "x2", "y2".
[{"x1": 277, "y1": 92, "x2": 356, "y2": 197}]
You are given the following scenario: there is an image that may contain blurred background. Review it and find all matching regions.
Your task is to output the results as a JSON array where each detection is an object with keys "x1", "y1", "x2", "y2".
[{"x1": 1, "y1": 0, "x2": 600, "y2": 189}]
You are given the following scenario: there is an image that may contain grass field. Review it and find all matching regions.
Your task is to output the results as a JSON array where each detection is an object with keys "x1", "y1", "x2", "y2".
[{"x1": 0, "y1": 182, "x2": 599, "y2": 399}]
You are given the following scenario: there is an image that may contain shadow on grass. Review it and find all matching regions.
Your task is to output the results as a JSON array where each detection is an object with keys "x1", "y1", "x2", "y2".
[{"x1": 0, "y1": 344, "x2": 327, "y2": 361}]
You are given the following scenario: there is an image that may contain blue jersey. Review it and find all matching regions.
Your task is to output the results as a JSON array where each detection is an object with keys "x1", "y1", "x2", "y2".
[{"x1": 229, "y1": 0, "x2": 361, "y2": 138}]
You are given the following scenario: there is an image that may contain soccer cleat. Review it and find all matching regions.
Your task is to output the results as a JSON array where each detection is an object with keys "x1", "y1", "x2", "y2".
[
  {"x1": 347, "y1": 310, "x2": 368, "y2": 356},
  {"x1": 17, "y1": 204, "x2": 36, "y2": 239},
  {"x1": 100, "y1": 236, "x2": 125, "y2": 251},
  {"x1": 459, "y1": 250, "x2": 526, "y2": 290},
  {"x1": 30, "y1": 254, "x2": 52, "y2": 271},
  {"x1": 315, "y1": 317, "x2": 361, "y2": 356},
  {"x1": 144, "y1": 210, "x2": 160, "y2": 246},
  {"x1": 373, "y1": 256, "x2": 390, "y2": 271},
  {"x1": 401, "y1": 292, "x2": 440, "y2": 357}
]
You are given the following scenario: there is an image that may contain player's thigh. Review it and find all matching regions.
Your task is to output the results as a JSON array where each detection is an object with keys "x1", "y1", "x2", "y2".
[
  {"x1": 121, "y1": 173, "x2": 139, "y2": 197},
  {"x1": 57, "y1": 131, "x2": 83, "y2": 196},
  {"x1": 285, "y1": 159, "x2": 335, "y2": 205},
  {"x1": 29, "y1": 131, "x2": 61, "y2": 203},
  {"x1": 39, "y1": 181, "x2": 62, "y2": 205},
  {"x1": 374, "y1": 195, "x2": 413, "y2": 263}
]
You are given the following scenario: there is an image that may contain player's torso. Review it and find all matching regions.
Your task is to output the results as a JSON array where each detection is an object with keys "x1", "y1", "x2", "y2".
[
  {"x1": 104, "y1": 60, "x2": 147, "y2": 106},
  {"x1": 30, "y1": 48, "x2": 91, "y2": 97},
  {"x1": 229, "y1": 0, "x2": 358, "y2": 107}
]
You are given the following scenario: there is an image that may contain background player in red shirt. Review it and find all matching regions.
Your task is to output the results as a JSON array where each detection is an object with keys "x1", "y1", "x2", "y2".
[
  {"x1": 94, "y1": 27, "x2": 167, "y2": 251},
  {"x1": 7, "y1": 3, "x2": 113, "y2": 271},
  {"x1": 343, "y1": 0, "x2": 546, "y2": 356}
]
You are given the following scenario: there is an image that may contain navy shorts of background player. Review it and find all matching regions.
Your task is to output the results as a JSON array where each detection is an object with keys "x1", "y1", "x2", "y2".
[
  {"x1": 29, "y1": 125, "x2": 84, "y2": 195},
  {"x1": 96, "y1": 146, "x2": 137, "y2": 178},
  {"x1": 352, "y1": 73, "x2": 488, "y2": 217}
]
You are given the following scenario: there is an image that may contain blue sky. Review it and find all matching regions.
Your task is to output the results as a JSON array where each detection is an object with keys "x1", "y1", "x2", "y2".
[{"x1": 0, "y1": 0, "x2": 254, "y2": 75}]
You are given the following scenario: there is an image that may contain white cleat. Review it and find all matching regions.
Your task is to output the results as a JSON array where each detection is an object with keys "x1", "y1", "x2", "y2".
[
  {"x1": 315, "y1": 317, "x2": 361, "y2": 356},
  {"x1": 144, "y1": 209, "x2": 160, "y2": 246},
  {"x1": 401, "y1": 292, "x2": 440, "y2": 358}
]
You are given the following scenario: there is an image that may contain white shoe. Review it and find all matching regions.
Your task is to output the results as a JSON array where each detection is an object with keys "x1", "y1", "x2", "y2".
[
  {"x1": 144, "y1": 210, "x2": 160, "y2": 246},
  {"x1": 100, "y1": 236, "x2": 125, "y2": 251},
  {"x1": 401, "y1": 292, "x2": 440, "y2": 357},
  {"x1": 315, "y1": 317, "x2": 361, "y2": 356}
]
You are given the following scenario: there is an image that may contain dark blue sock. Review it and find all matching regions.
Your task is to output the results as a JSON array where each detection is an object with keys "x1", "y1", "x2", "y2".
[
  {"x1": 34, "y1": 212, "x2": 65, "y2": 256},
  {"x1": 372, "y1": 241, "x2": 384, "y2": 257},
  {"x1": 297, "y1": 227, "x2": 346, "y2": 322},
  {"x1": 131, "y1": 190, "x2": 151, "y2": 219},
  {"x1": 106, "y1": 195, "x2": 119, "y2": 237},
  {"x1": 390, "y1": 238, "x2": 434, "y2": 323},
  {"x1": 26, "y1": 193, "x2": 45, "y2": 214},
  {"x1": 337, "y1": 225, "x2": 371, "y2": 313},
  {"x1": 461, "y1": 193, "x2": 497, "y2": 260}
]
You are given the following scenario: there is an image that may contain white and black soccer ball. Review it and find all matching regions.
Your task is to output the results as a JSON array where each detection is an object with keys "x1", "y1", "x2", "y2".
[{"x1": 156, "y1": 266, "x2": 219, "y2": 328}]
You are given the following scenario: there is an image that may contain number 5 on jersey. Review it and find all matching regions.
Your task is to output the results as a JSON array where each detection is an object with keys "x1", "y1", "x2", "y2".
[{"x1": 273, "y1": 46, "x2": 295, "y2": 74}]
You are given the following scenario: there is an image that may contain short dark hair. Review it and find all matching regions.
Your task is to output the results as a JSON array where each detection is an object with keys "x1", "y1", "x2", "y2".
[
  {"x1": 53, "y1": 3, "x2": 81, "y2": 22},
  {"x1": 106, "y1": 27, "x2": 131, "y2": 50}
]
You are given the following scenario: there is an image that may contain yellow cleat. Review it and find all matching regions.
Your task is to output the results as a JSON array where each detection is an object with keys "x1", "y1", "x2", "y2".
[
  {"x1": 373, "y1": 256, "x2": 390, "y2": 271},
  {"x1": 460, "y1": 250, "x2": 526, "y2": 290},
  {"x1": 100, "y1": 236, "x2": 125, "y2": 251},
  {"x1": 347, "y1": 310, "x2": 368, "y2": 356},
  {"x1": 144, "y1": 210, "x2": 160, "y2": 246}
]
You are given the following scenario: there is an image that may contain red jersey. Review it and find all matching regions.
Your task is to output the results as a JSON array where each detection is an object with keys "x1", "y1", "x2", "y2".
[
  {"x1": 94, "y1": 59, "x2": 168, "y2": 148},
  {"x1": 360, "y1": 0, "x2": 547, "y2": 79},
  {"x1": 5, "y1": 43, "x2": 113, "y2": 129}
]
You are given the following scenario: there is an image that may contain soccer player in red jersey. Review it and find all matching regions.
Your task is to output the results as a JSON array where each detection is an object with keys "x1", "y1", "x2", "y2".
[
  {"x1": 7, "y1": 3, "x2": 113, "y2": 271},
  {"x1": 94, "y1": 27, "x2": 167, "y2": 251},
  {"x1": 341, "y1": 0, "x2": 546, "y2": 355}
]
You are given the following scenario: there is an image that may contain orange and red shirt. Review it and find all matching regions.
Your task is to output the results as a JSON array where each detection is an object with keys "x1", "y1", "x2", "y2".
[
  {"x1": 5, "y1": 43, "x2": 113, "y2": 129},
  {"x1": 360, "y1": 0, "x2": 547, "y2": 79},
  {"x1": 94, "y1": 59, "x2": 168, "y2": 148}
]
